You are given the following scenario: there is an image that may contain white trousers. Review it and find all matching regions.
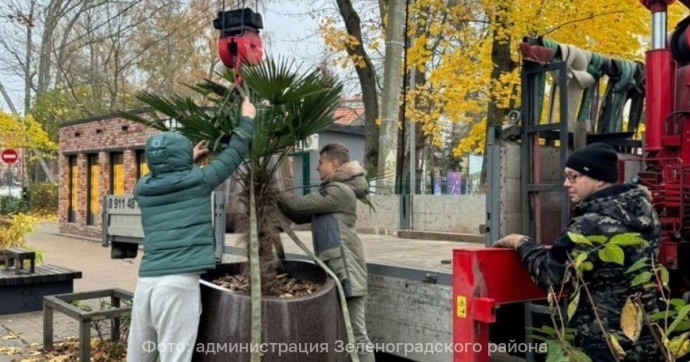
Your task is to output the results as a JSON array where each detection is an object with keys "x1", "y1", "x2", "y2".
[{"x1": 126, "y1": 274, "x2": 201, "y2": 362}]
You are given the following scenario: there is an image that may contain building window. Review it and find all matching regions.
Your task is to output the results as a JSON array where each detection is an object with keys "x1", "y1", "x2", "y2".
[
  {"x1": 67, "y1": 155, "x2": 77, "y2": 222},
  {"x1": 136, "y1": 150, "x2": 149, "y2": 179},
  {"x1": 86, "y1": 154, "x2": 100, "y2": 226},
  {"x1": 110, "y1": 152, "x2": 124, "y2": 195}
]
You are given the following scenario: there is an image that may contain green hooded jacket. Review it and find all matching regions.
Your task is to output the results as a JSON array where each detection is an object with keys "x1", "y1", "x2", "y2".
[
  {"x1": 134, "y1": 117, "x2": 254, "y2": 277},
  {"x1": 278, "y1": 161, "x2": 369, "y2": 297}
]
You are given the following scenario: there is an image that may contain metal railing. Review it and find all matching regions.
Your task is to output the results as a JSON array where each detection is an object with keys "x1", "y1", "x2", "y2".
[{"x1": 290, "y1": 175, "x2": 485, "y2": 196}]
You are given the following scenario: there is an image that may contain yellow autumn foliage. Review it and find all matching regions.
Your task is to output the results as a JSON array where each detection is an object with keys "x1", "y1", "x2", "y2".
[
  {"x1": 410, "y1": 0, "x2": 685, "y2": 156},
  {"x1": 0, "y1": 213, "x2": 39, "y2": 250},
  {"x1": 320, "y1": 1, "x2": 688, "y2": 158},
  {"x1": 0, "y1": 110, "x2": 57, "y2": 155},
  {"x1": 320, "y1": 17, "x2": 372, "y2": 70}
]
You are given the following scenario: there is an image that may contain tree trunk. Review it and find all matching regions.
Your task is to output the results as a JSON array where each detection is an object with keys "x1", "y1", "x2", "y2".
[
  {"x1": 54, "y1": 1, "x2": 94, "y2": 88},
  {"x1": 376, "y1": 0, "x2": 406, "y2": 194},
  {"x1": 23, "y1": 1, "x2": 37, "y2": 114},
  {"x1": 400, "y1": 17, "x2": 429, "y2": 194},
  {"x1": 481, "y1": 2, "x2": 516, "y2": 185},
  {"x1": 335, "y1": 0, "x2": 380, "y2": 171},
  {"x1": 37, "y1": 1, "x2": 58, "y2": 94}
]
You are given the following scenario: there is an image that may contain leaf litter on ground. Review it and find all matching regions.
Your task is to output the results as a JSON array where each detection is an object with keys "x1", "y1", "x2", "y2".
[{"x1": 214, "y1": 273, "x2": 321, "y2": 297}]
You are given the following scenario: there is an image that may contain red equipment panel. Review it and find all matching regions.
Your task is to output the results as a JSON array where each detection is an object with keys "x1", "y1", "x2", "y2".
[{"x1": 452, "y1": 248, "x2": 549, "y2": 362}]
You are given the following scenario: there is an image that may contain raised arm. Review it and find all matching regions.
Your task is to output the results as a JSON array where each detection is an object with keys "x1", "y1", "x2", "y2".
[
  {"x1": 278, "y1": 183, "x2": 349, "y2": 217},
  {"x1": 202, "y1": 97, "x2": 256, "y2": 188}
]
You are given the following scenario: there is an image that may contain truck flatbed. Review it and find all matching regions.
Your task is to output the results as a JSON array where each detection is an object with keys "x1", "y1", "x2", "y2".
[{"x1": 225, "y1": 231, "x2": 481, "y2": 278}]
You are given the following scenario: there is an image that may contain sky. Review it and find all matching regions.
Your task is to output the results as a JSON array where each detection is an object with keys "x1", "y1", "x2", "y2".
[
  {"x1": 0, "y1": 1, "x2": 326, "y2": 114},
  {"x1": 262, "y1": 2, "x2": 326, "y2": 61}
]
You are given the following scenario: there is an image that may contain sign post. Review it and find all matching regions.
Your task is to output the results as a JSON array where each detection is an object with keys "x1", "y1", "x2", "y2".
[{"x1": 2, "y1": 149, "x2": 18, "y2": 197}]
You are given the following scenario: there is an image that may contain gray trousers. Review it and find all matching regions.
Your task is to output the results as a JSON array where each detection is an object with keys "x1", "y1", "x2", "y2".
[
  {"x1": 347, "y1": 296, "x2": 375, "y2": 362},
  {"x1": 127, "y1": 274, "x2": 201, "y2": 362}
]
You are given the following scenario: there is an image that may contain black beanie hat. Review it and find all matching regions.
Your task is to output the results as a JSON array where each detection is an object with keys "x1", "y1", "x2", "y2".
[{"x1": 565, "y1": 143, "x2": 618, "y2": 183}]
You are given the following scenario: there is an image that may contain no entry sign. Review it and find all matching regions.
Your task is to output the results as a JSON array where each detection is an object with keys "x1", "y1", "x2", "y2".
[{"x1": 1, "y1": 149, "x2": 18, "y2": 164}]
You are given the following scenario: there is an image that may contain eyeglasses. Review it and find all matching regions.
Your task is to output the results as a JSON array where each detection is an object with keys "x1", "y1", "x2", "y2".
[{"x1": 564, "y1": 173, "x2": 582, "y2": 183}]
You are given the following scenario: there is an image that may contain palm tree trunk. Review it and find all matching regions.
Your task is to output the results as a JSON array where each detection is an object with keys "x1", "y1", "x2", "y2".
[
  {"x1": 240, "y1": 160, "x2": 283, "y2": 295},
  {"x1": 248, "y1": 158, "x2": 261, "y2": 361}
]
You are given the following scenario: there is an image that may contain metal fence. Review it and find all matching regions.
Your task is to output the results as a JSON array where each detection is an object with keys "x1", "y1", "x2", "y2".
[
  {"x1": 419, "y1": 175, "x2": 485, "y2": 195},
  {"x1": 291, "y1": 175, "x2": 485, "y2": 196}
]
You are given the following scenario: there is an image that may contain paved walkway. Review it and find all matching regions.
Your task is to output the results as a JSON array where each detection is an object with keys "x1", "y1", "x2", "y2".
[{"x1": 0, "y1": 222, "x2": 139, "y2": 361}]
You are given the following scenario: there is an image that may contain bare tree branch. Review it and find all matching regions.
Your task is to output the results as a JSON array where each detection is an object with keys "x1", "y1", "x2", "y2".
[{"x1": 542, "y1": 10, "x2": 627, "y2": 37}]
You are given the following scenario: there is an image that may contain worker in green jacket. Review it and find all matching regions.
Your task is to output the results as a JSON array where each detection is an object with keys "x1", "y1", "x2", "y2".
[
  {"x1": 126, "y1": 97, "x2": 255, "y2": 362},
  {"x1": 278, "y1": 143, "x2": 374, "y2": 362}
]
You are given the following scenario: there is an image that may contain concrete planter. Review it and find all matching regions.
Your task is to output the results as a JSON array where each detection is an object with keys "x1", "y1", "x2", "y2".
[{"x1": 193, "y1": 260, "x2": 348, "y2": 361}]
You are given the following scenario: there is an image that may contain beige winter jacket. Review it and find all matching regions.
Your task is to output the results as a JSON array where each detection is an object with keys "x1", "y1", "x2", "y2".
[{"x1": 278, "y1": 161, "x2": 369, "y2": 297}]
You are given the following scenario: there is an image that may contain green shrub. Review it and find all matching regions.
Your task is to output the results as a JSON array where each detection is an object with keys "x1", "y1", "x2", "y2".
[
  {"x1": 0, "y1": 196, "x2": 29, "y2": 215},
  {"x1": 27, "y1": 182, "x2": 58, "y2": 213}
]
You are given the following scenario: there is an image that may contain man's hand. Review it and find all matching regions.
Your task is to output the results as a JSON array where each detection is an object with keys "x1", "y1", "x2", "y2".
[
  {"x1": 241, "y1": 97, "x2": 256, "y2": 119},
  {"x1": 637, "y1": 184, "x2": 652, "y2": 200},
  {"x1": 493, "y1": 233, "x2": 528, "y2": 249},
  {"x1": 193, "y1": 140, "x2": 209, "y2": 162},
  {"x1": 277, "y1": 190, "x2": 294, "y2": 201}
]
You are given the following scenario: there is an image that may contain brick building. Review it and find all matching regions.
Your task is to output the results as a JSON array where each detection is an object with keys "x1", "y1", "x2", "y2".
[{"x1": 58, "y1": 113, "x2": 158, "y2": 238}]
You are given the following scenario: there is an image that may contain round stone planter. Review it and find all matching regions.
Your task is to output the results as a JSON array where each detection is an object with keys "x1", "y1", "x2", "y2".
[{"x1": 193, "y1": 260, "x2": 348, "y2": 361}]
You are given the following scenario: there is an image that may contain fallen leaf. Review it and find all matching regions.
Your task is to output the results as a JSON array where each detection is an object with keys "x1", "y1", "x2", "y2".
[
  {"x1": 19, "y1": 357, "x2": 42, "y2": 362},
  {"x1": 0, "y1": 346, "x2": 23, "y2": 355},
  {"x1": 213, "y1": 272, "x2": 321, "y2": 297}
]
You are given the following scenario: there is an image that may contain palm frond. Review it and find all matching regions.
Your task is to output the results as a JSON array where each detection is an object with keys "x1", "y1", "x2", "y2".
[
  {"x1": 186, "y1": 69, "x2": 239, "y2": 100},
  {"x1": 242, "y1": 58, "x2": 298, "y2": 104},
  {"x1": 242, "y1": 58, "x2": 343, "y2": 159}
]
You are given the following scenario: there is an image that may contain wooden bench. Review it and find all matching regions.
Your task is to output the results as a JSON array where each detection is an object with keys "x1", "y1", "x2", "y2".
[
  {"x1": 3, "y1": 247, "x2": 36, "y2": 273},
  {"x1": 0, "y1": 264, "x2": 82, "y2": 315},
  {"x1": 44, "y1": 289, "x2": 133, "y2": 362}
]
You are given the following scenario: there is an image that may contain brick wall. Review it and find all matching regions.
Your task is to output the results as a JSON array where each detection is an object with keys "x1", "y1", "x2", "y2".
[{"x1": 58, "y1": 115, "x2": 159, "y2": 238}]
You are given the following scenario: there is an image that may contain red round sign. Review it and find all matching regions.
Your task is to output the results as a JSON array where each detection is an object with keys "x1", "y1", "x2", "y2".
[{"x1": 1, "y1": 149, "x2": 18, "y2": 164}]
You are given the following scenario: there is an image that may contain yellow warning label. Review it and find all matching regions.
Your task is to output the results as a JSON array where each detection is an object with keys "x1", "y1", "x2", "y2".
[{"x1": 456, "y1": 296, "x2": 467, "y2": 318}]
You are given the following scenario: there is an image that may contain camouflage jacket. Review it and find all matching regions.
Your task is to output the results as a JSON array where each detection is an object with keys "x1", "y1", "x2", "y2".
[{"x1": 516, "y1": 184, "x2": 661, "y2": 361}]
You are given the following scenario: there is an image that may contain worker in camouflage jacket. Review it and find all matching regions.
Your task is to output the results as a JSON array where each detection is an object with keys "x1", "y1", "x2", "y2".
[
  {"x1": 494, "y1": 143, "x2": 661, "y2": 361},
  {"x1": 278, "y1": 143, "x2": 374, "y2": 362}
]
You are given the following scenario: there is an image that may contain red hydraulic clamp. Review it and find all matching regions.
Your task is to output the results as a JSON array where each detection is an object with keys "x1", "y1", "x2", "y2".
[
  {"x1": 217, "y1": 31, "x2": 263, "y2": 69},
  {"x1": 213, "y1": 8, "x2": 264, "y2": 79},
  {"x1": 452, "y1": 248, "x2": 550, "y2": 362}
]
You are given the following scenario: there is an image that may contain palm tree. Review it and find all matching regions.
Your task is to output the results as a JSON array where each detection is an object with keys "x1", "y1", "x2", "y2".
[{"x1": 118, "y1": 58, "x2": 343, "y2": 294}]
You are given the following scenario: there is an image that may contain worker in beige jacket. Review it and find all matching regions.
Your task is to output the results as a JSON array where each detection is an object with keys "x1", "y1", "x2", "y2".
[{"x1": 278, "y1": 143, "x2": 374, "y2": 362}]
